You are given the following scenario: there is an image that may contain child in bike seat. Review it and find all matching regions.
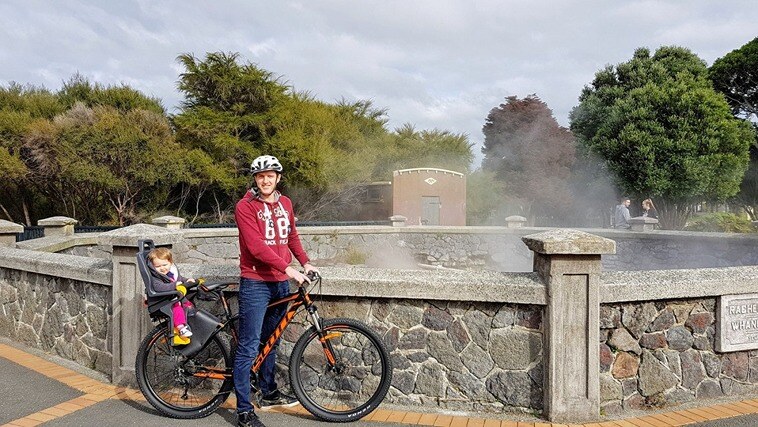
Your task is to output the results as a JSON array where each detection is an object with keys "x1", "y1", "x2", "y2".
[{"x1": 148, "y1": 248, "x2": 195, "y2": 340}]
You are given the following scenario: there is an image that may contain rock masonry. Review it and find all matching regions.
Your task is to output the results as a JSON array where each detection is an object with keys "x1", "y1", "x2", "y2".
[{"x1": 599, "y1": 298, "x2": 758, "y2": 415}]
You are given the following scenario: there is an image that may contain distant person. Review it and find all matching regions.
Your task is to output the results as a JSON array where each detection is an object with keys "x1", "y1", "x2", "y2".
[
  {"x1": 614, "y1": 197, "x2": 631, "y2": 229},
  {"x1": 148, "y1": 248, "x2": 195, "y2": 340},
  {"x1": 642, "y1": 198, "x2": 658, "y2": 219}
]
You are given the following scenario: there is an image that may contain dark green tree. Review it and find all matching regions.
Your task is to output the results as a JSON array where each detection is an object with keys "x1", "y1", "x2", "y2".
[
  {"x1": 481, "y1": 95, "x2": 576, "y2": 223},
  {"x1": 710, "y1": 38, "x2": 758, "y2": 219},
  {"x1": 172, "y1": 52, "x2": 290, "y2": 219},
  {"x1": 710, "y1": 37, "x2": 758, "y2": 120},
  {"x1": 570, "y1": 46, "x2": 755, "y2": 229}
]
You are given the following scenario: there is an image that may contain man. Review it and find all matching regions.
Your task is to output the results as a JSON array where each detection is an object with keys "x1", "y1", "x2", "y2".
[
  {"x1": 234, "y1": 154, "x2": 318, "y2": 427},
  {"x1": 614, "y1": 196, "x2": 632, "y2": 229}
]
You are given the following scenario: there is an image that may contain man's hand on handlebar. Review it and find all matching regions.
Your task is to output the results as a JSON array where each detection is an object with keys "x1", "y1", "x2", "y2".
[
  {"x1": 303, "y1": 263, "x2": 319, "y2": 275},
  {"x1": 285, "y1": 266, "x2": 310, "y2": 285},
  {"x1": 286, "y1": 264, "x2": 320, "y2": 285}
]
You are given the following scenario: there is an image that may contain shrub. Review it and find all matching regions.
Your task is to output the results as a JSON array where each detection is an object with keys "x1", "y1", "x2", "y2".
[{"x1": 684, "y1": 212, "x2": 755, "y2": 233}]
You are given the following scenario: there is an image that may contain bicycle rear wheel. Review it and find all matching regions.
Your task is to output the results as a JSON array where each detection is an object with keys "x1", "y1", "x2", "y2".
[
  {"x1": 135, "y1": 324, "x2": 233, "y2": 419},
  {"x1": 289, "y1": 317, "x2": 392, "y2": 422}
]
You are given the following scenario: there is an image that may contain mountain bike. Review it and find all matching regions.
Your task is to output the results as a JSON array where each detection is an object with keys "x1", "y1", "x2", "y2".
[{"x1": 134, "y1": 241, "x2": 393, "y2": 422}]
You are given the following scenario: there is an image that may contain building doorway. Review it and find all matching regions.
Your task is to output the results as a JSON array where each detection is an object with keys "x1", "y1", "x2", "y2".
[{"x1": 422, "y1": 196, "x2": 440, "y2": 225}]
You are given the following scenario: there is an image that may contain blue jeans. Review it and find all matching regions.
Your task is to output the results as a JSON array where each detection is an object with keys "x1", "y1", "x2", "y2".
[{"x1": 233, "y1": 278, "x2": 289, "y2": 413}]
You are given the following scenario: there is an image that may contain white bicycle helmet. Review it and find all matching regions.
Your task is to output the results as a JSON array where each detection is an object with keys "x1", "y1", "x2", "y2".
[{"x1": 250, "y1": 155, "x2": 283, "y2": 175}]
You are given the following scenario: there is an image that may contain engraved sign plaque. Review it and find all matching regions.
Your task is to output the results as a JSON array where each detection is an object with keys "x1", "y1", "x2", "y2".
[{"x1": 717, "y1": 294, "x2": 758, "y2": 352}]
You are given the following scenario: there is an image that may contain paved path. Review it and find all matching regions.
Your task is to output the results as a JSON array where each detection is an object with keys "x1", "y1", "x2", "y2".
[{"x1": 2, "y1": 340, "x2": 758, "y2": 427}]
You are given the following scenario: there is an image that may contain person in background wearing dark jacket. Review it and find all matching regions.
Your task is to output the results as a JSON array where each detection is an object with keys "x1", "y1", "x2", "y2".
[
  {"x1": 233, "y1": 155, "x2": 318, "y2": 427},
  {"x1": 642, "y1": 198, "x2": 658, "y2": 219}
]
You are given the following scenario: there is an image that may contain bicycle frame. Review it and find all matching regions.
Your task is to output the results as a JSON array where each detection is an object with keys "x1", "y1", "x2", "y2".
[{"x1": 192, "y1": 281, "x2": 335, "y2": 381}]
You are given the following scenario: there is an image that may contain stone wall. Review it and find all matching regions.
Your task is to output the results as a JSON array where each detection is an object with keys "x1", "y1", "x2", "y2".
[
  {"x1": 600, "y1": 232, "x2": 758, "y2": 271},
  {"x1": 0, "y1": 246, "x2": 113, "y2": 376},
  {"x1": 175, "y1": 227, "x2": 758, "y2": 273},
  {"x1": 269, "y1": 297, "x2": 544, "y2": 413},
  {"x1": 177, "y1": 228, "x2": 533, "y2": 271},
  {"x1": 18, "y1": 226, "x2": 758, "y2": 273},
  {"x1": 3, "y1": 224, "x2": 758, "y2": 423},
  {"x1": 0, "y1": 268, "x2": 112, "y2": 374},
  {"x1": 599, "y1": 297, "x2": 758, "y2": 414}
]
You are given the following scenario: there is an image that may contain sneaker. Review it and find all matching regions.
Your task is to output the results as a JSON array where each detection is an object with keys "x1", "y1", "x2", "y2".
[
  {"x1": 259, "y1": 390, "x2": 298, "y2": 409},
  {"x1": 177, "y1": 324, "x2": 193, "y2": 338},
  {"x1": 237, "y1": 411, "x2": 265, "y2": 427}
]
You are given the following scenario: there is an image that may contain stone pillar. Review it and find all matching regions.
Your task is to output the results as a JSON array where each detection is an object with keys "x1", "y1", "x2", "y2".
[
  {"x1": 505, "y1": 215, "x2": 527, "y2": 228},
  {"x1": 0, "y1": 219, "x2": 23, "y2": 247},
  {"x1": 38, "y1": 216, "x2": 78, "y2": 237},
  {"x1": 628, "y1": 216, "x2": 658, "y2": 232},
  {"x1": 521, "y1": 229, "x2": 615, "y2": 423},
  {"x1": 98, "y1": 224, "x2": 180, "y2": 385},
  {"x1": 389, "y1": 215, "x2": 407, "y2": 227},
  {"x1": 152, "y1": 215, "x2": 186, "y2": 230}
]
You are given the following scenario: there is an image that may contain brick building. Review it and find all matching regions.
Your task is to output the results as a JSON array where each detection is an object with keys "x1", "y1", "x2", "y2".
[{"x1": 392, "y1": 168, "x2": 466, "y2": 226}]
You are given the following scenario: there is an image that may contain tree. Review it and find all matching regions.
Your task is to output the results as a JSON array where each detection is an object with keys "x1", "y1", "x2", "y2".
[
  {"x1": 173, "y1": 52, "x2": 473, "y2": 221},
  {"x1": 732, "y1": 137, "x2": 758, "y2": 220},
  {"x1": 570, "y1": 46, "x2": 755, "y2": 229},
  {"x1": 710, "y1": 37, "x2": 758, "y2": 120},
  {"x1": 173, "y1": 52, "x2": 291, "y2": 220},
  {"x1": 59, "y1": 73, "x2": 166, "y2": 114},
  {"x1": 371, "y1": 124, "x2": 472, "y2": 179},
  {"x1": 264, "y1": 94, "x2": 392, "y2": 221},
  {"x1": 710, "y1": 38, "x2": 758, "y2": 219},
  {"x1": 481, "y1": 95, "x2": 576, "y2": 222},
  {"x1": 0, "y1": 77, "x2": 177, "y2": 226},
  {"x1": 0, "y1": 83, "x2": 65, "y2": 224},
  {"x1": 54, "y1": 103, "x2": 183, "y2": 225}
]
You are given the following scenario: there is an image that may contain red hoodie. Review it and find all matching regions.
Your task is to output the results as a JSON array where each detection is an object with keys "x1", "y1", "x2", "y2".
[{"x1": 235, "y1": 190, "x2": 310, "y2": 281}]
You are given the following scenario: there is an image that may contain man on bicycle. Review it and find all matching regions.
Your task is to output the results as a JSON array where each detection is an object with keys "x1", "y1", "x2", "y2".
[{"x1": 234, "y1": 154, "x2": 318, "y2": 427}]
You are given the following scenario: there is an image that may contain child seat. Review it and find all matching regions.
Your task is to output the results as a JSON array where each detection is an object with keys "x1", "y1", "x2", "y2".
[
  {"x1": 137, "y1": 239, "x2": 194, "y2": 345},
  {"x1": 137, "y1": 239, "x2": 223, "y2": 353},
  {"x1": 137, "y1": 239, "x2": 182, "y2": 317}
]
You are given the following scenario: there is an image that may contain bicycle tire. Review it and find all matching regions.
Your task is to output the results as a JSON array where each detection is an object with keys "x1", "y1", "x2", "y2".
[
  {"x1": 135, "y1": 324, "x2": 233, "y2": 419},
  {"x1": 289, "y1": 317, "x2": 393, "y2": 422}
]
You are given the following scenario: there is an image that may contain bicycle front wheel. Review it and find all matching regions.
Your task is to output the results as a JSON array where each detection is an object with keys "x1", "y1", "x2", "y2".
[
  {"x1": 289, "y1": 317, "x2": 393, "y2": 422},
  {"x1": 135, "y1": 324, "x2": 233, "y2": 419}
]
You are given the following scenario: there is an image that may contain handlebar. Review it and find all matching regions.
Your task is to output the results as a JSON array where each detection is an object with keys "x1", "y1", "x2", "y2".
[{"x1": 306, "y1": 270, "x2": 321, "y2": 282}]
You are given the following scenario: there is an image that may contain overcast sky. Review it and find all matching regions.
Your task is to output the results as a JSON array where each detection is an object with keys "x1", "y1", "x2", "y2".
[{"x1": 1, "y1": 1, "x2": 756, "y2": 167}]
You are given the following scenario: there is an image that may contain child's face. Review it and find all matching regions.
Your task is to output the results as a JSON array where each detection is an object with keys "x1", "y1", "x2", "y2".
[{"x1": 152, "y1": 258, "x2": 172, "y2": 275}]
